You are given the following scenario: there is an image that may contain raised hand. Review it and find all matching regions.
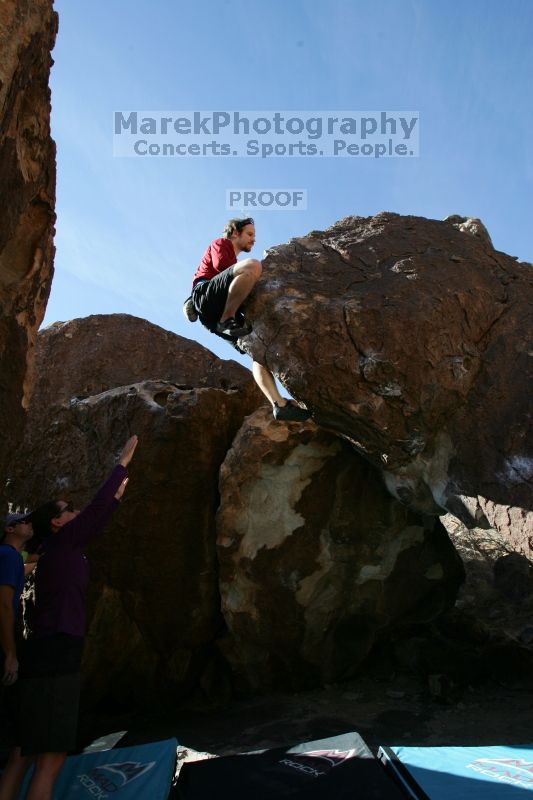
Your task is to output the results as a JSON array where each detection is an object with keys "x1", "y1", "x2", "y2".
[{"x1": 119, "y1": 435, "x2": 138, "y2": 468}]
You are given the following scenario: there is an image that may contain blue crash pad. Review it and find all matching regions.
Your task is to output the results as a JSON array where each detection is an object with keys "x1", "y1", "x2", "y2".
[
  {"x1": 378, "y1": 743, "x2": 533, "y2": 799},
  {"x1": 18, "y1": 737, "x2": 177, "y2": 799}
]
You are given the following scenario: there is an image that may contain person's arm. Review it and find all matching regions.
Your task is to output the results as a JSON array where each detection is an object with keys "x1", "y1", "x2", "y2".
[
  {"x1": 0, "y1": 585, "x2": 18, "y2": 685},
  {"x1": 60, "y1": 435, "x2": 138, "y2": 549}
]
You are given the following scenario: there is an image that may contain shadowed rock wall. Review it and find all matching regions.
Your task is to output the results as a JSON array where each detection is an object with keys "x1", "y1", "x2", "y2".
[
  {"x1": 8, "y1": 315, "x2": 263, "y2": 705},
  {"x1": 216, "y1": 408, "x2": 464, "y2": 690},
  {"x1": 0, "y1": 0, "x2": 57, "y2": 481}
]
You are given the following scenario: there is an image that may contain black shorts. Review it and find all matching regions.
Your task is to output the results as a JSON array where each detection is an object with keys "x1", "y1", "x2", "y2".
[
  {"x1": 13, "y1": 634, "x2": 84, "y2": 755},
  {"x1": 192, "y1": 266, "x2": 236, "y2": 330},
  {"x1": 18, "y1": 672, "x2": 81, "y2": 755},
  {"x1": 192, "y1": 267, "x2": 246, "y2": 354}
]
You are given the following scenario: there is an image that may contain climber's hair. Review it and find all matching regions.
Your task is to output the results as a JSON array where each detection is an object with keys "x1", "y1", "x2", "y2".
[{"x1": 223, "y1": 218, "x2": 255, "y2": 238}]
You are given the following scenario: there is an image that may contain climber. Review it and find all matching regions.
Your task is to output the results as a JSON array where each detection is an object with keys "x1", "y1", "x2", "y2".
[{"x1": 183, "y1": 217, "x2": 310, "y2": 422}]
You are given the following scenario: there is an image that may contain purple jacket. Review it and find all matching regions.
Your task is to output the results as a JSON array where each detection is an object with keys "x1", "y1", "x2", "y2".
[{"x1": 31, "y1": 464, "x2": 127, "y2": 639}]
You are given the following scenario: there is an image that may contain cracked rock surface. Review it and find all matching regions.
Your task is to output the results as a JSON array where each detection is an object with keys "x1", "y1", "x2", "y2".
[
  {"x1": 242, "y1": 213, "x2": 533, "y2": 549},
  {"x1": 216, "y1": 407, "x2": 464, "y2": 691},
  {"x1": 0, "y1": 0, "x2": 57, "y2": 482}
]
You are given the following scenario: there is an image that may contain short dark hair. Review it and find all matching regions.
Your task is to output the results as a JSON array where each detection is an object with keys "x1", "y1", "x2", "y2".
[{"x1": 223, "y1": 218, "x2": 254, "y2": 238}]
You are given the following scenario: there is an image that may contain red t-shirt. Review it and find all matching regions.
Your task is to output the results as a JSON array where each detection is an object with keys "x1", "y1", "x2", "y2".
[{"x1": 192, "y1": 238, "x2": 237, "y2": 287}]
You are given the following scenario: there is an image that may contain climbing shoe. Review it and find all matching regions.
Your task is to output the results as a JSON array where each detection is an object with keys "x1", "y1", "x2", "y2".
[
  {"x1": 273, "y1": 400, "x2": 311, "y2": 422},
  {"x1": 183, "y1": 296, "x2": 198, "y2": 322},
  {"x1": 216, "y1": 317, "x2": 252, "y2": 338}
]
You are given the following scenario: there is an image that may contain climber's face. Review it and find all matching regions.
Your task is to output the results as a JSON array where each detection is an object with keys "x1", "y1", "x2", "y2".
[{"x1": 234, "y1": 224, "x2": 256, "y2": 253}]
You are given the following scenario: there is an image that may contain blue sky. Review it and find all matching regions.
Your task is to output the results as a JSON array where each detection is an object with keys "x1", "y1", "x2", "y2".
[{"x1": 45, "y1": 0, "x2": 533, "y2": 365}]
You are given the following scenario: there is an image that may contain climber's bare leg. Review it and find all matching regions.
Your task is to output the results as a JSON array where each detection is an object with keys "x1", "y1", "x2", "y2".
[
  {"x1": 252, "y1": 362, "x2": 311, "y2": 422},
  {"x1": 252, "y1": 362, "x2": 286, "y2": 406}
]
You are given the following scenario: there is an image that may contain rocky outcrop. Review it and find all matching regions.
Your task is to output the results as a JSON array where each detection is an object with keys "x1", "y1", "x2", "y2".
[
  {"x1": 0, "y1": 0, "x2": 57, "y2": 480},
  {"x1": 33, "y1": 314, "x2": 258, "y2": 408},
  {"x1": 216, "y1": 408, "x2": 464, "y2": 691},
  {"x1": 8, "y1": 315, "x2": 263, "y2": 705},
  {"x1": 241, "y1": 213, "x2": 533, "y2": 549},
  {"x1": 444, "y1": 215, "x2": 493, "y2": 248},
  {"x1": 493, "y1": 553, "x2": 533, "y2": 604}
]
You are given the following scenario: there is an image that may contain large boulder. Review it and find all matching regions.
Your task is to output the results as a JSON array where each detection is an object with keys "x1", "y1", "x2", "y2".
[
  {"x1": 32, "y1": 313, "x2": 251, "y2": 408},
  {"x1": 242, "y1": 213, "x2": 533, "y2": 550},
  {"x1": 8, "y1": 315, "x2": 263, "y2": 706},
  {"x1": 0, "y1": 0, "x2": 57, "y2": 481},
  {"x1": 216, "y1": 408, "x2": 464, "y2": 691}
]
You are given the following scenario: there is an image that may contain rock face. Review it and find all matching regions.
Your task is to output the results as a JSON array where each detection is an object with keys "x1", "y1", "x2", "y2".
[
  {"x1": 0, "y1": 0, "x2": 57, "y2": 480},
  {"x1": 493, "y1": 553, "x2": 533, "y2": 604},
  {"x1": 33, "y1": 314, "x2": 257, "y2": 408},
  {"x1": 8, "y1": 315, "x2": 263, "y2": 705},
  {"x1": 444, "y1": 215, "x2": 493, "y2": 248},
  {"x1": 216, "y1": 408, "x2": 464, "y2": 691},
  {"x1": 242, "y1": 213, "x2": 533, "y2": 550}
]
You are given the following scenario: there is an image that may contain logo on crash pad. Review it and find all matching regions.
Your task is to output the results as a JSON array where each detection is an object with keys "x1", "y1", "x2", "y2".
[
  {"x1": 279, "y1": 748, "x2": 358, "y2": 778},
  {"x1": 76, "y1": 760, "x2": 155, "y2": 797},
  {"x1": 301, "y1": 748, "x2": 358, "y2": 767},
  {"x1": 466, "y1": 757, "x2": 533, "y2": 789}
]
